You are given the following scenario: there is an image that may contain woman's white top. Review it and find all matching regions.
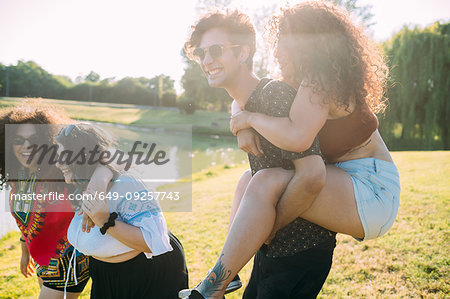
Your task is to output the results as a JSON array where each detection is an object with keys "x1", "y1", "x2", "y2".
[{"x1": 67, "y1": 174, "x2": 172, "y2": 258}]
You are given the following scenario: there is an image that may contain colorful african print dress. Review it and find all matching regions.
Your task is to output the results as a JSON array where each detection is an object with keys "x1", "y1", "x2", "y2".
[{"x1": 10, "y1": 172, "x2": 89, "y2": 289}]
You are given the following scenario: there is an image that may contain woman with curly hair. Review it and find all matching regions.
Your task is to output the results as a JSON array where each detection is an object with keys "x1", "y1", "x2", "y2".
[
  {"x1": 0, "y1": 100, "x2": 114, "y2": 299},
  {"x1": 231, "y1": 0, "x2": 398, "y2": 243},
  {"x1": 182, "y1": 2, "x2": 400, "y2": 298},
  {"x1": 57, "y1": 123, "x2": 188, "y2": 299}
]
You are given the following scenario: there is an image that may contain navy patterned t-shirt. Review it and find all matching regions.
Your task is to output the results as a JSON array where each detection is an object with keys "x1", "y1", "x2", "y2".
[{"x1": 244, "y1": 78, "x2": 336, "y2": 258}]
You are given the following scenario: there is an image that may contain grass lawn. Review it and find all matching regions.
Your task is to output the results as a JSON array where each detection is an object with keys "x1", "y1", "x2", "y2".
[
  {"x1": 1, "y1": 151, "x2": 449, "y2": 298},
  {"x1": 0, "y1": 97, "x2": 232, "y2": 136}
]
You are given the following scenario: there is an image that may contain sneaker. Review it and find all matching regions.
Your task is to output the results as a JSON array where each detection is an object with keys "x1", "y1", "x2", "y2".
[
  {"x1": 179, "y1": 287, "x2": 204, "y2": 299},
  {"x1": 178, "y1": 289, "x2": 205, "y2": 299},
  {"x1": 178, "y1": 274, "x2": 242, "y2": 298},
  {"x1": 225, "y1": 274, "x2": 242, "y2": 294}
]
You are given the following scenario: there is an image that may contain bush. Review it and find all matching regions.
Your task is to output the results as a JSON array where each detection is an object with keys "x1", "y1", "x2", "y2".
[{"x1": 177, "y1": 97, "x2": 196, "y2": 114}]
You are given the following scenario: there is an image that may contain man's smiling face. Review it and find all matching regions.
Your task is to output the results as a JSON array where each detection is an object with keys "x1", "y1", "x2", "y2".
[{"x1": 197, "y1": 27, "x2": 242, "y2": 89}]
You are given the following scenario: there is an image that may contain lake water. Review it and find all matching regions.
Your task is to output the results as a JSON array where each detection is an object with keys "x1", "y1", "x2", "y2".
[
  {"x1": 90, "y1": 122, "x2": 248, "y2": 173},
  {"x1": 192, "y1": 134, "x2": 248, "y2": 172}
]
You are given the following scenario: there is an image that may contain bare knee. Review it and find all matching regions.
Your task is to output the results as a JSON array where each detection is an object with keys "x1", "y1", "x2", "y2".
[
  {"x1": 244, "y1": 168, "x2": 293, "y2": 203},
  {"x1": 294, "y1": 156, "x2": 326, "y2": 195},
  {"x1": 302, "y1": 166, "x2": 326, "y2": 195},
  {"x1": 237, "y1": 170, "x2": 252, "y2": 189}
]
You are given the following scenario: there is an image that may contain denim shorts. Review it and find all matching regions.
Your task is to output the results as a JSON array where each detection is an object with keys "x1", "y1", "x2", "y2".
[{"x1": 334, "y1": 158, "x2": 401, "y2": 240}]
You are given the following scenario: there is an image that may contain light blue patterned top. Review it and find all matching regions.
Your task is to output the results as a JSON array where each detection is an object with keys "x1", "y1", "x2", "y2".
[{"x1": 67, "y1": 174, "x2": 172, "y2": 258}]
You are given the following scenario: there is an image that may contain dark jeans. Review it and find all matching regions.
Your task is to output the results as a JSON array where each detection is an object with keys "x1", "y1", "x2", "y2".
[{"x1": 243, "y1": 237, "x2": 336, "y2": 299}]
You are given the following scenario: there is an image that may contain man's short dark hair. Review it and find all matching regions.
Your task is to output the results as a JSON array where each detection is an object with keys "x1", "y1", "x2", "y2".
[{"x1": 185, "y1": 9, "x2": 256, "y2": 71}]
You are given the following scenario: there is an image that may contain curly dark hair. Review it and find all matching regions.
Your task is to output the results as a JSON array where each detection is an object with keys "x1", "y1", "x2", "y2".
[
  {"x1": 268, "y1": 1, "x2": 388, "y2": 113},
  {"x1": 0, "y1": 99, "x2": 72, "y2": 186},
  {"x1": 185, "y1": 9, "x2": 256, "y2": 70}
]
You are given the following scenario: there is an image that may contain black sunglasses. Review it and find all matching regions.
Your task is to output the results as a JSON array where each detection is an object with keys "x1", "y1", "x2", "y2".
[
  {"x1": 193, "y1": 44, "x2": 241, "y2": 62},
  {"x1": 13, "y1": 135, "x2": 40, "y2": 146}
]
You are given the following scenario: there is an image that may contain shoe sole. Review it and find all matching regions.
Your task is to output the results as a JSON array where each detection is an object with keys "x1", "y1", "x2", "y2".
[
  {"x1": 225, "y1": 280, "x2": 242, "y2": 294},
  {"x1": 178, "y1": 289, "x2": 192, "y2": 298},
  {"x1": 178, "y1": 279, "x2": 242, "y2": 298}
]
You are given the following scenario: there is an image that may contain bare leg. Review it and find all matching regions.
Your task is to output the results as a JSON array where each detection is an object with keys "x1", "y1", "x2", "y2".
[
  {"x1": 195, "y1": 164, "x2": 365, "y2": 297},
  {"x1": 228, "y1": 170, "x2": 252, "y2": 230},
  {"x1": 197, "y1": 168, "x2": 293, "y2": 298},
  {"x1": 194, "y1": 170, "x2": 251, "y2": 296},
  {"x1": 271, "y1": 164, "x2": 364, "y2": 239},
  {"x1": 38, "y1": 272, "x2": 82, "y2": 299},
  {"x1": 38, "y1": 286, "x2": 81, "y2": 299},
  {"x1": 266, "y1": 155, "x2": 326, "y2": 243},
  {"x1": 300, "y1": 165, "x2": 364, "y2": 238}
]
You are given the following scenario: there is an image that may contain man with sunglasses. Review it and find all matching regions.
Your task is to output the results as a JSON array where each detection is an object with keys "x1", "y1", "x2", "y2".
[{"x1": 182, "y1": 9, "x2": 336, "y2": 299}]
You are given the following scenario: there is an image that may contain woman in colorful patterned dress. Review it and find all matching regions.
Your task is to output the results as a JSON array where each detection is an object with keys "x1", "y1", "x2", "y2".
[{"x1": 0, "y1": 100, "x2": 113, "y2": 299}]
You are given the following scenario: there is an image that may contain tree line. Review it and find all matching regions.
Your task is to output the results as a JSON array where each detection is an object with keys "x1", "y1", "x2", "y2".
[
  {"x1": 0, "y1": 62, "x2": 178, "y2": 108},
  {"x1": 0, "y1": 21, "x2": 448, "y2": 149},
  {"x1": 179, "y1": 21, "x2": 449, "y2": 150},
  {"x1": 379, "y1": 21, "x2": 449, "y2": 150}
]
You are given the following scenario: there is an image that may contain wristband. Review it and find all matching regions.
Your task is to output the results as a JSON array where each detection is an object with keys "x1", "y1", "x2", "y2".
[
  {"x1": 20, "y1": 237, "x2": 25, "y2": 242},
  {"x1": 100, "y1": 212, "x2": 118, "y2": 235}
]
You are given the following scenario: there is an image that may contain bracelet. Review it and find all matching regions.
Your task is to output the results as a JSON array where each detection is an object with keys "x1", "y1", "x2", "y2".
[
  {"x1": 100, "y1": 212, "x2": 118, "y2": 235},
  {"x1": 20, "y1": 237, "x2": 25, "y2": 242}
]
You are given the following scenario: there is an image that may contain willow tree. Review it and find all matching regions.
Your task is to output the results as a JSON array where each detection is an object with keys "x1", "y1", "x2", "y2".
[{"x1": 381, "y1": 22, "x2": 450, "y2": 149}]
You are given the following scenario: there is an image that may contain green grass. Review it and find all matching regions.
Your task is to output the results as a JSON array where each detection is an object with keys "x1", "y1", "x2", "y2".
[
  {"x1": 0, "y1": 97, "x2": 232, "y2": 136},
  {"x1": 1, "y1": 152, "x2": 449, "y2": 298}
]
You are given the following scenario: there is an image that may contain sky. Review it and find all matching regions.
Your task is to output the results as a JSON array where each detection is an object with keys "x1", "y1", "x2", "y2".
[{"x1": 0, "y1": 0, "x2": 449, "y2": 92}]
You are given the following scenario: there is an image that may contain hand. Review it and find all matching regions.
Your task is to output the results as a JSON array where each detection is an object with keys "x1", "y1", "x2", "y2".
[
  {"x1": 81, "y1": 193, "x2": 110, "y2": 228},
  {"x1": 20, "y1": 253, "x2": 35, "y2": 278},
  {"x1": 77, "y1": 210, "x2": 96, "y2": 233},
  {"x1": 78, "y1": 187, "x2": 103, "y2": 233},
  {"x1": 236, "y1": 129, "x2": 264, "y2": 157},
  {"x1": 230, "y1": 111, "x2": 252, "y2": 136}
]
